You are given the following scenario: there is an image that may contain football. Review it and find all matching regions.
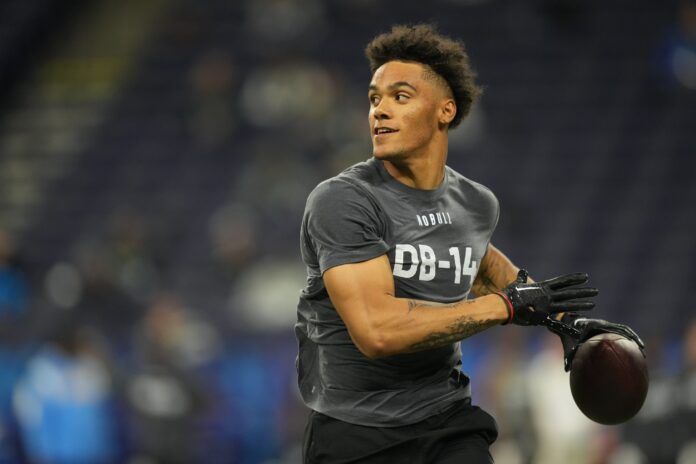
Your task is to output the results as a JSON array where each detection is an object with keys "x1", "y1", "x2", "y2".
[{"x1": 569, "y1": 332, "x2": 649, "y2": 425}]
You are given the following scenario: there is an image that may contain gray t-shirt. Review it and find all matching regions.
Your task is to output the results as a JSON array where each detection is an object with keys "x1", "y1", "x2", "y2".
[{"x1": 295, "y1": 157, "x2": 499, "y2": 427}]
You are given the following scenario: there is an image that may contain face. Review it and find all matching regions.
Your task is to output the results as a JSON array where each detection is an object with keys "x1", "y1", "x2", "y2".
[{"x1": 368, "y1": 60, "x2": 453, "y2": 161}]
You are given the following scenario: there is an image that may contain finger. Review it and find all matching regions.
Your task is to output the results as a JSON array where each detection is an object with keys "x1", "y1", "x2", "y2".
[
  {"x1": 517, "y1": 269, "x2": 529, "y2": 284},
  {"x1": 599, "y1": 325, "x2": 646, "y2": 351},
  {"x1": 538, "y1": 317, "x2": 582, "y2": 338},
  {"x1": 550, "y1": 287, "x2": 599, "y2": 301},
  {"x1": 542, "y1": 273, "x2": 589, "y2": 290},
  {"x1": 617, "y1": 326, "x2": 645, "y2": 349},
  {"x1": 633, "y1": 334, "x2": 646, "y2": 350},
  {"x1": 527, "y1": 310, "x2": 549, "y2": 325},
  {"x1": 549, "y1": 301, "x2": 595, "y2": 311}
]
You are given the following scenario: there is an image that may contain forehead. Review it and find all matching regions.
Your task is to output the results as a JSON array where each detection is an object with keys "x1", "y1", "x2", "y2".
[{"x1": 369, "y1": 60, "x2": 431, "y2": 89}]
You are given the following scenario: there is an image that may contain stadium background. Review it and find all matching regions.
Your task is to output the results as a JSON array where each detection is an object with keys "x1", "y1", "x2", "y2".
[{"x1": 0, "y1": 0, "x2": 694, "y2": 462}]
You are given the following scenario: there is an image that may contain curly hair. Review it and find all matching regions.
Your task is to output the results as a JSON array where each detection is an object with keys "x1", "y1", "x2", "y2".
[{"x1": 365, "y1": 24, "x2": 482, "y2": 128}]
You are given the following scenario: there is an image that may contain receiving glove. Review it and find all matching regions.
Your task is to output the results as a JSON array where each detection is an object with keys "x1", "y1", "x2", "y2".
[
  {"x1": 496, "y1": 269, "x2": 598, "y2": 326},
  {"x1": 555, "y1": 314, "x2": 646, "y2": 371}
]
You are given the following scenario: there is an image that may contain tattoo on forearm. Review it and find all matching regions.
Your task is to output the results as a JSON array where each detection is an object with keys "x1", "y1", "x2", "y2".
[
  {"x1": 473, "y1": 274, "x2": 499, "y2": 296},
  {"x1": 409, "y1": 315, "x2": 495, "y2": 351},
  {"x1": 407, "y1": 299, "x2": 457, "y2": 312},
  {"x1": 407, "y1": 300, "x2": 420, "y2": 312},
  {"x1": 473, "y1": 248, "x2": 517, "y2": 296}
]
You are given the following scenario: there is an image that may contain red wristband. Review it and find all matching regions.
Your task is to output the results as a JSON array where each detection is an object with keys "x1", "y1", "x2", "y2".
[{"x1": 494, "y1": 291, "x2": 514, "y2": 325}]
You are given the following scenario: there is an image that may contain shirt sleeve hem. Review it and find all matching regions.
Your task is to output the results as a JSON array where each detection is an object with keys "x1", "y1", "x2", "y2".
[{"x1": 319, "y1": 244, "x2": 390, "y2": 275}]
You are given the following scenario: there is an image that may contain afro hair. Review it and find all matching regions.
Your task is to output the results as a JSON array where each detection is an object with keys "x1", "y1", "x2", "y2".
[{"x1": 365, "y1": 24, "x2": 482, "y2": 128}]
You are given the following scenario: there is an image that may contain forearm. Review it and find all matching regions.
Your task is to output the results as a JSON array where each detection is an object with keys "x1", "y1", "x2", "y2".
[
  {"x1": 324, "y1": 254, "x2": 509, "y2": 359},
  {"x1": 471, "y1": 244, "x2": 522, "y2": 296},
  {"x1": 360, "y1": 293, "x2": 508, "y2": 358}
]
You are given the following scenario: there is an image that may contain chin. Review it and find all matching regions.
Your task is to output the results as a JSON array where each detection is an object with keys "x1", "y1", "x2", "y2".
[{"x1": 372, "y1": 146, "x2": 407, "y2": 161}]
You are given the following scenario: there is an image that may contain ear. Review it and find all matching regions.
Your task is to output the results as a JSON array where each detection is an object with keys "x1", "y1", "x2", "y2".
[{"x1": 439, "y1": 99, "x2": 457, "y2": 126}]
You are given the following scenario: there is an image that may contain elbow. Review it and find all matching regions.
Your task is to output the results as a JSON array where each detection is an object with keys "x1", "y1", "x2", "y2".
[
  {"x1": 354, "y1": 329, "x2": 391, "y2": 359},
  {"x1": 344, "y1": 299, "x2": 402, "y2": 359},
  {"x1": 358, "y1": 340, "x2": 387, "y2": 360}
]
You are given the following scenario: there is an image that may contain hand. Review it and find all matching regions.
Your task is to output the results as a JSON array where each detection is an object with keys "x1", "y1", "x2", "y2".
[
  {"x1": 496, "y1": 269, "x2": 598, "y2": 326},
  {"x1": 560, "y1": 316, "x2": 646, "y2": 371}
]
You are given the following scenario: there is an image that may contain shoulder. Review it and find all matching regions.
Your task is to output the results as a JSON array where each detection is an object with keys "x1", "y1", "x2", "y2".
[
  {"x1": 446, "y1": 167, "x2": 499, "y2": 209},
  {"x1": 301, "y1": 161, "x2": 389, "y2": 264},
  {"x1": 306, "y1": 159, "x2": 380, "y2": 210},
  {"x1": 305, "y1": 177, "x2": 363, "y2": 214}
]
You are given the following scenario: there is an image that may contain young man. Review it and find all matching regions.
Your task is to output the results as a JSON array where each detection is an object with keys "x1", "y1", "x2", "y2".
[{"x1": 295, "y1": 25, "x2": 640, "y2": 463}]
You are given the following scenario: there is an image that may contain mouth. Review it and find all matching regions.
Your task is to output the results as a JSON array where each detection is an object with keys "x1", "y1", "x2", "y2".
[{"x1": 373, "y1": 126, "x2": 398, "y2": 137}]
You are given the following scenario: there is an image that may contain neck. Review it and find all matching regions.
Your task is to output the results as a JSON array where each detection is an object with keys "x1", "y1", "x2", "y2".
[{"x1": 382, "y1": 139, "x2": 448, "y2": 190}]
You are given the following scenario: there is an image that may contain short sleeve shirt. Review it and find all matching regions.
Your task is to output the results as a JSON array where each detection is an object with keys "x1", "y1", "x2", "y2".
[{"x1": 295, "y1": 157, "x2": 499, "y2": 427}]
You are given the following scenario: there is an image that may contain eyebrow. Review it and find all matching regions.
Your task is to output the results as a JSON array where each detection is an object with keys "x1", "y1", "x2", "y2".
[{"x1": 368, "y1": 81, "x2": 418, "y2": 92}]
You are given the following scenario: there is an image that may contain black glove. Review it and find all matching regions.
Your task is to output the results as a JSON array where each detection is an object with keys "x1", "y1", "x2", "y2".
[
  {"x1": 555, "y1": 314, "x2": 646, "y2": 371},
  {"x1": 496, "y1": 269, "x2": 598, "y2": 326}
]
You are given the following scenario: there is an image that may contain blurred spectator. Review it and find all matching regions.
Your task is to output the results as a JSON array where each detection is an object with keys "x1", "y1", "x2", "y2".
[
  {"x1": 525, "y1": 332, "x2": 602, "y2": 464},
  {"x1": 43, "y1": 211, "x2": 162, "y2": 315},
  {"x1": 243, "y1": 0, "x2": 326, "y2": 44},
  {"x1": 229, "y1": 258, "x2": 305, "y2": 331},
  {"x1": 107, "y1": 210, "x2": 162, "y2": 305},
  {"x1": 227, "y1": 139, "x2": 322, "y2": 257},
  {"x1": 66, "y1": 236, "x2": 146, "y2": 345},
  {"x1": 240, "y1": 61, "x2": 335, "y2": 130},
  {"x1": 210, "y1": 334, "x2": 298, "y2": 464},
  {"x1": 0, "y1": 228, "x2": 28, "y2": 319},
  {"x1": 0, "y1": 229, "x2": 31, "y2": 461},
  {"x1": 620, "y1": 319, "x2": 696, "y2": 463},
  {"x1": 481, "y1": 330, "x2": 534, "y2": 464},
  {"x1": 13, "y1": 326, "x2": 118, "y2": 464},
  {"x1": 189, "y1": 50, "x2": 238, "y2": 150},
  {"x1": 208, "y1": 203, "x2": 258, "y2": 277},
  {"x1": 123, "y1": 293, "x2": 214, "y2": 463}
]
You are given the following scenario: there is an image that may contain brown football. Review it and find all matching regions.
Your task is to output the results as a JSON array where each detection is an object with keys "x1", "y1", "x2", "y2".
[{"x1": 569, "y1": 332, "x2": 649, "y2": 425}]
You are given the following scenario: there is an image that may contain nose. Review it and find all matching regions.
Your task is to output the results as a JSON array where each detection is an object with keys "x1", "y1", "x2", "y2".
[{"x1": 371, "y1": 100, "x2": 391, "y2": 121}]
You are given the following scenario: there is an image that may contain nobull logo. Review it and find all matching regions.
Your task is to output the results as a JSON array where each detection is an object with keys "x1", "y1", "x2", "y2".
[{"x1": 416, "y1": 211, "x2": 452, "y2": 227}]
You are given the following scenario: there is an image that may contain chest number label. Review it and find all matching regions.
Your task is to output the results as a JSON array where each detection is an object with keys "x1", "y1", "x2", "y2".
[{"x1": 392, "y1": 244, "x2": 478, "y2": 284}]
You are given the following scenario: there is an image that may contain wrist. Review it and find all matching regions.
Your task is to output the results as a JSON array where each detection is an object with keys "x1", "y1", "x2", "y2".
[{"x1": 493, "y1": 292, "x2": 514, "y2": 325}]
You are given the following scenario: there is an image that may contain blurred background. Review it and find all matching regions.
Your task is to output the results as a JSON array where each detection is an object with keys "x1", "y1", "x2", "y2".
[{"x1": 0, "y1": 0, "x2": 694, "y2": 463}]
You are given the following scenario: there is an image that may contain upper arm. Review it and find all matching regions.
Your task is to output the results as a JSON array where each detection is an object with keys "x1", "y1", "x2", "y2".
[
  {"x1": 302, "y1": 179, "x2": 393, "y2": 357},
  {"x1": 303, "y1": 179, "x2": 389, "y2": 273},
  {"x1": 323, "y1": 254, "x2": 395, "y2": 357}
]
